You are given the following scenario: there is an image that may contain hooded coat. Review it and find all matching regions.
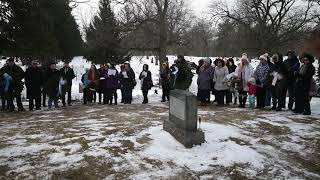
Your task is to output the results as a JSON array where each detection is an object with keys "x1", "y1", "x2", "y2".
[{"x1": 139, "y1": 64, "x2": 153, "y2": 90}]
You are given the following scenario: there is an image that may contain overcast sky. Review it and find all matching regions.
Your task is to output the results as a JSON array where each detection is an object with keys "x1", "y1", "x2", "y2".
[{"x1": 72, "y1": 0, "x2": 215, "y2": 29}]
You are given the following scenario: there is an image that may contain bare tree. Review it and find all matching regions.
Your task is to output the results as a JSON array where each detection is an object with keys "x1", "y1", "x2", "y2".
[
  {"x1": 117, "y1": 0, "x2": 191, "y2": 66},
  {"x1": 210, "y1": 0, "x2": 318, "y2": 54}
]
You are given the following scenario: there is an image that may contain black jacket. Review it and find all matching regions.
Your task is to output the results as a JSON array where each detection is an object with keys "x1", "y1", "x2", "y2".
[
  {"x1": 120, "y1": 68, "x2": 136, "y2": 89},
  {"x1": 0, "y1": 64, "x2": 25, "y2": 94},
  {"x1": 25, "y1": 66, "x2": 43, "y2": 98},
  {"x1": 160, "y1": 69, "x2": 170, "y2": 87},
  {"x1": 139, "y1": 70, "x2": 152, "y2": 90},
  {"x1": 60, "y1": 67, "x2": 75, "y2": 83},
  {"x1": 46, "y1": 68, "x2": 61, "y2": 98},
  {"x1": 296, "y1": 63, "x2": 315, "y2": 92}
]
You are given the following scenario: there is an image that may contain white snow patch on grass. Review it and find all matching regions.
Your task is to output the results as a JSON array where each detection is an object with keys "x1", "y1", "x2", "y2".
[{"x1": 140, "y1": 123, "x2": 265, "y2": 173}]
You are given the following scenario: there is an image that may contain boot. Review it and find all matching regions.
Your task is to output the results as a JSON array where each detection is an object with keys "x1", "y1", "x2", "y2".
[
  {"x1": 242, "y1": 96, "x2": 247, "y2": 108},
  {"x1": 238, "y1": 96, "x2": 243, "y2": 108}
]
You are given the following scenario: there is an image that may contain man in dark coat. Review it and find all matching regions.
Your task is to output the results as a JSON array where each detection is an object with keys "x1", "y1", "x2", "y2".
[
  {"x1": 284, "y1": 51, "x2": 300, "y2": 110},
  {"x1": 98, "y1": 64, "x2": 107, "y2": 104},
  {"x1": 25, "y1": 60, "x2": 43, "y2": 110},
  {"x1": 270, "y1": 53, "x2": 288, "y2": 111},
  {"x1": 46, "y1": 63, "x2": 60, "y2": 109},
  {"x1": 60, "y1": 62, "x2": 76, "y2": 106},
  {"x1": 294, "y1": 53, "x2": 315, "y2": 115},
  {"x1": 0, "y1": 58, "x2": 25, "y2": 111},
  {"x1": 174, "y1": 55, "x2": 193, "y2": 90}
]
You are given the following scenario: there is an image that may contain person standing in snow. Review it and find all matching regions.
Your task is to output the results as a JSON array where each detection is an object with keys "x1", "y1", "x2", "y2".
[
  {"x1": 46, "y1": 63, "x2": 60, "y2": 109},
  {"x1": 254, "y1": 54, "x2": 270, "y2": 109},
  {"x1": 120, "y1": 62, "x2": 136, "y2": 104},
  {"x1": 81, "y1": 68, "x2": 90, "y2": 105},
  {"x1": 59, "y1": 62, "x2": 76, "y2": 106},
  {"x1": 87, "y1": 64, "x2": 100, "y2": 104},
  {"x1": 25, "y1": 60, "x2": 43, "y2": 111},
  {"x1": 160, "y1": 63, "x2": 171, "y2": 102},
  {"x1": 197, "y1": 58, "x2": 214, "y2": 106},
  {"x1": 0, "y1": 58, "x2": 25, "y2": 111},
  {"x1": 213, "y1": 58, "x2": 229, "y2": 106},
  {"x1": 284, "y1": 51, "x2": 300, "y2": 111},
  {"x1": 139, "y1": 64, "x2": 153, "y2": 104},
  {"x1": 294, "y1": 53, "x2": 315, "y2": 115},
  {"x1": 174, "y1": 55, "x2": 193, "y2": 90},
  {"x1": 248, "y1": 77, "x2": 258, "y2": 109},
  {"x1": 105, "y1": 64, "x2": 119, "y2": 105},
  {"x1": 226, "y1": 58, "x2": 237, "y2": 105},
  {"x1": 234, "y1": 54, "x2": 254, "y2": 108},
  {"x1": 98, "y1": 64, "x2": 107, "y2": 104},
  {"x1": 270, "y1": 53, "x2": 288, "y2": 111}
]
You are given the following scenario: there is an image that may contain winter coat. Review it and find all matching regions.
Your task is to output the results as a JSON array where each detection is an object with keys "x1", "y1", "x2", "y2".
[
  {"x1": 139, "y1": 70, "x2": 153, "y2": 90},
  {"x1": 284, "y1": 58, "x2": 300, "y2": 85},
  {"x1": 81, "y1": 73, "x2": 89, "y2": 89},
  {"x1": 235, "y1": 64, "x2": 254, "y2": 91},
  {"x1": 227, "y1": 64, "x2": 237, "y2": 74},
  {"x1": 105, "y1": 68, "x2": 120, "y2": 89},
  {"x1": 88, "y1": 69, "x2": 100, "y2": 89},
  {"x1": 214, "y1": 66, "x2": 229, "y2": 91},
  {"x1": 296, "y1": 63, "x2": 315, "y2": 92},
  {"x1": 59, "y1": 67, "x2": 75, "y2": 84},
  {"x1": 98, "y1": 68, "x2": 107, "y2": 92},
  {"x1": 197, "y1": 65, "x2": 214, "y2": 90},
  {"x1": 175, "y1": 61, "x2": 193, "y2": 90},
  {"x1": 25, "y1": 66, "x2": 43, "y2": 99},
  {"x1": 160, "y1": 69, "x2": 171, "y2": 87},
  {"x1": 46, "y1": 68, "x2": 60, "y2": 99},
  {"x1": 254, "y1": 63, "x2": 270, "y2": 86},
  {"x1": 120, "y1": 68, "x2": 136, "y2": 89},
  {"x1": 0, "y1": 64, "x2": 25, "y2": 95}
]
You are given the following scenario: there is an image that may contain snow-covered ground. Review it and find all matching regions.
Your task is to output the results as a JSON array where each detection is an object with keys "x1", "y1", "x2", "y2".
[{"x1": 0, "y1": 56, "x2": 320, "y2": 179}]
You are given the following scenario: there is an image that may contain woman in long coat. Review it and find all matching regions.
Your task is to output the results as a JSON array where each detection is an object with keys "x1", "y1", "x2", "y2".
[
  {"x1": 213, "y1": 58, "x2": 229, "y2": 106},
  {"x1": 234, "y1": 54, "x2": 254, "y2": 108},
  {"x1": 197, "y1": 58, "x2": 214, "y2": 106}
]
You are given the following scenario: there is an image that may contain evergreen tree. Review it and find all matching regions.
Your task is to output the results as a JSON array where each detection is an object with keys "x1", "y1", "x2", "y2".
[
  {"x1": 0, "y1": 0, "x2": 83, "y2": 63},
  {"x1": 85, "y1": 0, "x2": 126, "y2": 64}
]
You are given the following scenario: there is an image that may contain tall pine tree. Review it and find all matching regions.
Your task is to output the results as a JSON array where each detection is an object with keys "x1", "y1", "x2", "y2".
[
  {"x1": 0, "y1": 0, "x2": 83, "y2": 63},
  {"x1": 85, "y1": 0, "x2": 126, "y2": 64}
]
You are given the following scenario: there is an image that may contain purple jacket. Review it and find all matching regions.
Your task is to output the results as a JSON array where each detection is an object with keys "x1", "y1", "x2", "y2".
[{"x1": 105, "y1": 69, "x2": 120, "y2": 89}]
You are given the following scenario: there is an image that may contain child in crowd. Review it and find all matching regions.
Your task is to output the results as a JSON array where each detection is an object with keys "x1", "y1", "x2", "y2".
[{"x1": 248, "y1": 77, "x2": 258, "y2": 109}]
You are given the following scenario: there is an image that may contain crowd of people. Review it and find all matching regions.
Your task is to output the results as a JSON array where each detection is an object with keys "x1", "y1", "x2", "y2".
[
  {"x1": 0, "y1": 52, "x2": 318, "y2": 115},
  {"x1": 196, "y1": 51, "x2": 318, "y2": 115}
]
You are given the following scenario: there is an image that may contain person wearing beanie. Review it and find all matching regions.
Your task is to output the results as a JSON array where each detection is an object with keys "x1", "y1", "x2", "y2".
[
  {"x1": 234, "y1": 54, "x2": 254, "y2": 108},
  {"x1": 254, "y1": 54, "x2": 270, "y2": 108},
  {"x1": 270, "y1": 53, "x2": 288, "y2": 111},
  {"x1": 284, "y1": 50, "x2": 300, "y2": 110},
  {"x1": 197, "y1": 58, "x2": 214, "y2": 106},
  {"x1": 294, "y1": 53, "x2": 315, "y2": 115}
]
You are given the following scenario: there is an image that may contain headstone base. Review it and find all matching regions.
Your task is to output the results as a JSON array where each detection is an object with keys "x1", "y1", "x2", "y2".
[{"x1": 163, "y1": 119, "x2": 205, "y2": 148}]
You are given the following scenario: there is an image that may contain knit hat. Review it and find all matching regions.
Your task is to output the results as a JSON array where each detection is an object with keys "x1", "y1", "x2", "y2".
[
  {"x1": 204, "y1": 57, "x2": 211, "y2": 64},
  {"x1": 248, "y1": 77, "x2": 256, "y2": 84},
  {"x1": 241, "y1": 53, "x2": 248, "y2": 61}
]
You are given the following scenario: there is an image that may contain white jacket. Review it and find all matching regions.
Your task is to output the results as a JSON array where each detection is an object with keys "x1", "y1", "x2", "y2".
[{"x1": 235, "y1": 64, "x2": 254, "y2": 91}]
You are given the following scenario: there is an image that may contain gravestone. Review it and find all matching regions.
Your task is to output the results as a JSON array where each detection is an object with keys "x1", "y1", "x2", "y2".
[{"x1": 163, "y1": 90, "x2": 205, "y2": 148}]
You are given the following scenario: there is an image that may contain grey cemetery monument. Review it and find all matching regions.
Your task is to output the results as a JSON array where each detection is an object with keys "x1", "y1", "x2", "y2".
[{"x1": 163, "y1": 89, "x2": 205, "y2": 148}]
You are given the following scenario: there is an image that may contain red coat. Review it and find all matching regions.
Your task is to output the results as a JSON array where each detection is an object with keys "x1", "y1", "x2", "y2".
[{"x1": 248, "y1": 83, "x2": 257, "y2": 96}]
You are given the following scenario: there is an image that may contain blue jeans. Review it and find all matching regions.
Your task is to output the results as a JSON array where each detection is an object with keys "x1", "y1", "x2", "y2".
[
  {"x1": 122, "y1": 87, "x2": 133, "y2": 104},
  {"x1": 265, "y1": 87, "x2": 272, "y2": 106}
]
